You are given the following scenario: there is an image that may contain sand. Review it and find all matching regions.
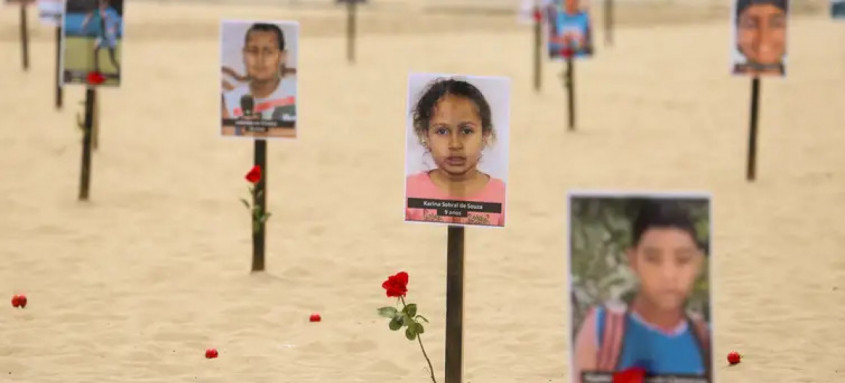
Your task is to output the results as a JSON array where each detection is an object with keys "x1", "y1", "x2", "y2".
[{"x1": 1, "y1": 1, "x2": 844, "y2": 382}]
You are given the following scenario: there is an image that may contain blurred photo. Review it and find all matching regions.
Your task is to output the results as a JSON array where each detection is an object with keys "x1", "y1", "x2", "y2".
[
  {"x1": 220, "y1": 20, "x2": 299, "y2": 139},
  {"x1": 568, "y1": 193, "x2": 712, "y2": 383},
  {"x1": 833, "y1": 0, "x2": 845, "y2": 19},
  {"x1": 546, "y1": 0, "x2": 593, "y2": 59},
  {"x1": 731, "y1": 0, "x2": 789, "y2": 76},
  {"x1": 61, "y1": 0, "x2": 124, "y2": 86},
  {"x1": 37, "y1": 0, "x2": 63, "y2": 26},
  {"x1": 404, "y1": 73, "x2": 511, "y2": 228}
]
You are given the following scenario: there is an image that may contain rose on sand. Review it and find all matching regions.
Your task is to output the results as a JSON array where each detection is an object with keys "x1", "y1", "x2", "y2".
[
  {"x1": 377, "y1": 271, "x2": 437, "y2": 383},
  {"x1": 10, "y1": 294, "x2": 27, "y2": 308},
  {"x1": 381, "y1": 271, "x2": 408, "y2": 298},
  {"x1": 612, "y1": 366, "x2": 646, "y2": 383},
  {"x1": 727, "y1": 351, "x2": 742, "y2": 365},
  {"x1": 86, "y1": 71, "x2": 106, "y2": 85},
  {"x1": 205, "y1": 348, "x2": 218, "y2": 359},
  {"x1": 309, "y1": 313, "x2": 321, "y2": 322}
]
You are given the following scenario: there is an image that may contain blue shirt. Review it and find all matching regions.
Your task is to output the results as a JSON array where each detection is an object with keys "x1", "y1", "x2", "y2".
[{"x1": 595, "y1": 307, "x2": 706, "y2": 375}]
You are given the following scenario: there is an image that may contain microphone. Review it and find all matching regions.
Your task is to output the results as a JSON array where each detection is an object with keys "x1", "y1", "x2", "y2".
[{"x1": 240, "y1": 94, "x2": 255, "y2": 118}]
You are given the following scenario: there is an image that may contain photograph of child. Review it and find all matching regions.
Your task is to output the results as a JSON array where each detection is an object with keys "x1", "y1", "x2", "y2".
[
  {"x1": 568, "y1": 193, "x2": 712, "y2": 383},
  {"x1": 731, "y1": 0, "x2": 789, "y2": 77},
  {"x1": 61, "y1": 0, "x2": 123, "y2": 86},
  {"x1": 404, "y1": 73, "x2": 510, "y2": 228},
  {"x1": 220, "y1": 20, "x2": 298, "y2": 139},
  {"x1": 37, "y1": 0, "x2": 63, "y2": 26},
  {"x1": 833, "y1": 0, "x2": 845, "y2": 19},
  {"x1": 547, "y1": 0, "x2": 594, "y2": 59}
]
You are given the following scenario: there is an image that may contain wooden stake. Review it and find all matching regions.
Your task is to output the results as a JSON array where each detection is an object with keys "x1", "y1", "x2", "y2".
[
  {"x1": 566, "y1": 58, "x2": 575, "y2": 130},
  {"x1": 252, "y1": 139, "x2": 268, "y2": 272},
  {"x1": 79, "y1": 88, "x2": 96, "y2": 200},
  {"x1": 746, "y1": 77, "x2": 760, "y2": 181},
  {"x1": 445, "y1": 225, "x2": 465, "y2": 383},
  {"x1": 56, "y1": 26, "x2": 63, "y2": 108},
  {"x1": 20, "y1": 4, "x2": 29, "y2": 71}
]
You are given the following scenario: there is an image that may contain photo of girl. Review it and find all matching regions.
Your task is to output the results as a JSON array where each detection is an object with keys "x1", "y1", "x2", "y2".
[
  {"x1": 568, "y1": 193, "x2": 712, "y2": 383},
  {"x1": 404, "y1": 74, "x2": 510, "y2": 228},
  {"x1": 220, "y1": 20, "x2": 298, "y2": 139},
  {"x1": 731, "y1": 0, "x2": 789, "y2": 76}
]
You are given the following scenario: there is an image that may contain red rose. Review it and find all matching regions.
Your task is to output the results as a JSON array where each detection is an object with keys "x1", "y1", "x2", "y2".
[
  {"x1": 612, "y1": 367, "x2": 646, "y2": 383},
  {"x1": 245, "y1": 165, "x2": 262, "y2": 184},
  {"x1": 381, "y1": 271, "x2": 409, "y2": 298},
  {"x1": 17, "y1": 295, "x2": 26, "y2": 308},
  {"x1": 309, "y1": 313, "x2": 322, "y2": 322},
  {"x1": 561, "y1": 47, "x2": 574, "y2": 59},
  {"x1": 532, "y1": 8, "x2": 542, "y2": 23},
  {"x1": 11, "y1": 295, "x2": 21, "y2": 308},
  {"x1": 727, "y1": 351, "x2": 741, "y2": 365},
  {"x1": 205, "y1": 348, "x2": 218, "y2": 359},
  {"x1": 86, "y1": 71, "x2": 106, "y2": 85}
]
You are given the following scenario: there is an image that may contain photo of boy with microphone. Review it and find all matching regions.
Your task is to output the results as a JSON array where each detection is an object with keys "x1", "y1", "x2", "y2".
[{"x1": 220, "y1": 20, "x2": 299, "y2": 139}]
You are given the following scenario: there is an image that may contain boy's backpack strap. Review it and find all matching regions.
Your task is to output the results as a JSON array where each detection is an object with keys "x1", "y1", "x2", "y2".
[
  {"x1": 596, "y1": 303, "x2": 627, "y2": 371},
  {"x1": 687, "y1": 312, "x2": 712, "y2": 379}
]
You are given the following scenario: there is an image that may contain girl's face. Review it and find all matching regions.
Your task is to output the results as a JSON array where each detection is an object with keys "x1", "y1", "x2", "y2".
[
  {"x1": 737, "y1": 4, "x2": 786, "y2": 66},
  {"x1": 627, "y1": 228, "x2": 703, "y2": 313},
  {"x1": 424, "y1": 94, "x2": 488, "y2": 178},
  {"x1": 243, "y1": 30, "x2": 285, "y2": 83}
]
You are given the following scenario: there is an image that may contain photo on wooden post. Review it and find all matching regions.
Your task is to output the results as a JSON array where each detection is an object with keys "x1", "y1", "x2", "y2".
[
  {"x1": 546, "y1": 0, "x2": 594, "y2": 59},
  {"x1": 404, "y1": 73, "x2": 511, "y2": 228},
  {"x1": 731, "y1": 0, "x2": 789, "y2": 76},
  {"x1": 220, "y1": 20, "x2": 299, "y2": 139},
  {"x1": 567, "y1": 191, "x2": 713, "y2": 383},
  {"x1": 38, "y1": 0, "x2": 63, "y2": 26},
  {"x1": 61, "y1": 0, "x2": 124, "y2": 86},
  {"x1": 833, "y1": 0, "x2": 845, "y2": 19}
]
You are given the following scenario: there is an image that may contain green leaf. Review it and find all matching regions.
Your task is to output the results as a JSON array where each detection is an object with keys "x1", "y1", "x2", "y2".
[
  {"x1": 262, "y1": 212, "x2": 272, "y2": 223},
  {"x1": 405, "y1": 324, "x2": 418, "y2": 340},
  {"x1": 389, "y1": 316, "x2": 403, "y2": 331},
  {"x1": 240, "y1": 198, "x2": 251, "y2": 209},
  {"x1": 415, "y1": 315, "x2": 429, "y2": 323},
  {"x1": 403, "y1": 303, "x2": 417, "y2": 317},
  {"x1": 377, "y1": 307, "x2": 398, "y2": 318},
  {"x1": 416, "y1": 322, "x2": 425, "y2": 334}
]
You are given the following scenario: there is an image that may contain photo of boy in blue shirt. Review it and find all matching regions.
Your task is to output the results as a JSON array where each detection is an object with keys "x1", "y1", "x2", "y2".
[
  {"x1": 569, "y1": 195, "x2": 712, "y2": 383},
  {"x1": 547, "y1": 0, "x2": 593, "y2": 59}
]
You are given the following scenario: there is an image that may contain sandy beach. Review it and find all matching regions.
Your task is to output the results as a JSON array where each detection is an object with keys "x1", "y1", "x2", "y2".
[{"x1": 1, "y1": 1, "x2": 844, "y2": 382}]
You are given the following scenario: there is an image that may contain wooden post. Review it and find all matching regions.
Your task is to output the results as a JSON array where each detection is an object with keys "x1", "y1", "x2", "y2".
[
  {"x1": 252, "y1": 139, "x2": 267, "y2": 272},
  {"x1": 445, "y1": 225, "x2": 465, "y2": 383},
  {"x1": 566, "y1": 58, "x2": 575, "y2": 130},
  {"x1": 533, "y1": 6, "x2": 542, "y2": 92},
  {"x1": 56, "y1": 26, "x2": 63, "y2": 108},
  {"x1": 604, "y1": 0, "x2": 614, "y2": 46},
  {"x1": 79, "y1": 88, "x2": 96, "y2": 201},
  {"x1": 92, "y1": 90, "x2": 100, "y2": 150},
  {"x1": 346, "y1": 0, "x2": 357, "y2": 63},
  {"x1": 746, "y1": 77, "x2": 760, "y2": 181},
  {"x1": 20, "y1": 4, "x2": 29, "y2": 71}
]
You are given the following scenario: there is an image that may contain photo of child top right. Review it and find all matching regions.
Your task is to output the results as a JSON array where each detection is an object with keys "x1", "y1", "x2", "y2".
[
  {"x1": 731, "y1": 0, "x2": 789, "y2": 77},
  {"x1": 833, "y1": 0, "x2": 845, "y2": 19},
  {"x1": 568, "y1": 193, "x2": 712, "y2": 383}
]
